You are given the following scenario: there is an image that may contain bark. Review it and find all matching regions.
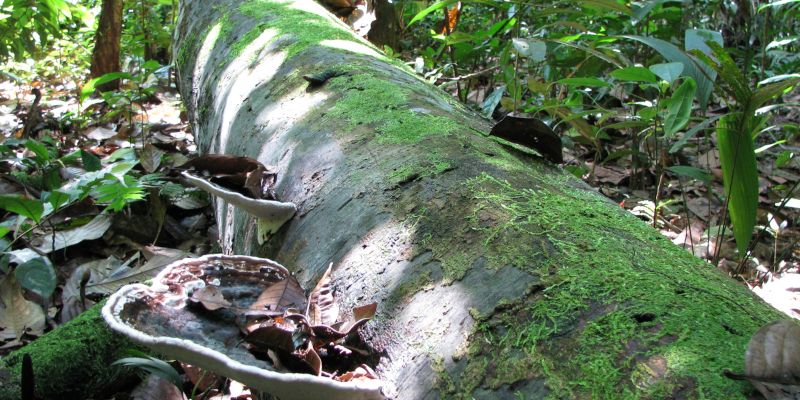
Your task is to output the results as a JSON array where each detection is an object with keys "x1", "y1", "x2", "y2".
[
  {"x1": 171, "y1": 0, "x2": 786, "y2": 399},
  {"x1": 89, "y1": 0, "x2": 123, "y2": 90}
]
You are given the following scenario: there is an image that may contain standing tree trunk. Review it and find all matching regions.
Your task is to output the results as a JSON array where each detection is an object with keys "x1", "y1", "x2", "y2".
[
  {"x1": 1, "y1": 1, "x2": 788, "y2": 399},
  {"x1": 89, "y1": 0, "x2": 123, "y2": 90}
]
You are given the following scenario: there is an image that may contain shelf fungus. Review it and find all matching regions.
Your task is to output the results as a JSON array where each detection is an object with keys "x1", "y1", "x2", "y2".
[
  {"x1": 181, "y1": 154, "x2": 297, "y2": 243},
  {"x1": 102, "y1": 254, "x2": 384, "y2": 400}
]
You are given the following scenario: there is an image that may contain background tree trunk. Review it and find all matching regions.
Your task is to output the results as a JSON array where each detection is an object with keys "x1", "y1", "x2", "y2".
[
  {"x1": 90, "y1": 0, "x2": 123, "y2": 90},
  {"x1": 172, "y1": 0, "x2": 786, "y2": 398}
]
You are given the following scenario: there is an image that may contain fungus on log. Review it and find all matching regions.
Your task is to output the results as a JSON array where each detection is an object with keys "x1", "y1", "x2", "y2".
[{"x1": 103, "y1": 254, "x2": 383, "y2": 400}]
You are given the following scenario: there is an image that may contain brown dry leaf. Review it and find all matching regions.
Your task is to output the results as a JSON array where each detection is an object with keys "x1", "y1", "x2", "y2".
[
  {"x1": 181, "y1": 363, "x2": 223, "y2": 392},
  {"x1": 140, "y1": 144, "x2": 165, "y2": 173},
  {"x1": 353, "y1": 302, "x2": 377, "y2": 321},
  {"x1": 294, "y1": 342, "x2": 322, "y2": 376},
  {"x1": 311, "y1": 317, "x2": 371, "y2": 344},
  {"x1": 0, "y1": 274, "x2": 45, "y2": 340},
  {"x1": 189, "y1": 286, "x2": 231, "y2": 311},
  {"x1": 183, "y1": 154, "x2": 277, "y2": 199},
  {"x1": 438, "y1": 2, "x2": 461, "y2": 35},
  {"x1": 307, "y1": 263, "x2": 339, "y2": 326},
  {"x1": 744, "y1": 320, "x2": 800, "y2": 399},
  {"x1": 130, "y1": 374, "x2": 186, "y2": 400},
  {"x1": 336, "y1": 364, "x2": 379, "y2": 382},
  {"x1": 247, "y1": 275, "x2": 306, "y2": 317},
  {"x1": 245, "y1": 319, "x2": 297, "y2": 353}
]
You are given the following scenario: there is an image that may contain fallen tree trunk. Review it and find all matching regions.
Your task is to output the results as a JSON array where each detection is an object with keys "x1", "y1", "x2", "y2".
[
  {"x1": 1, "y1": 1, "x2": 787, "y2": 399},
  {"x1": 173, "y1": 0, "x2": 787, "y2": 398}
]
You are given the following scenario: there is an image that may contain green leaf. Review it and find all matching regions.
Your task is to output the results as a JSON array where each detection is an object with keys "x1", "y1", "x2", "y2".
[
  {"x1": 407, "y1": 0, "x2": 498, "y2": 26},
  {"x1": 751, "y1": 77, "x2": 800, "y2": 113},
  {"x1": 113, "y1": 356, "x2": 182, "y2": 389},
  {"x1": 481, "y1": 85, "x2": 505, "y2": 118},
  {"x1": 43, "y1": 190, "x2": 71, "y2": 210},
  {"x1": 24, "y1": 140, "x2": 50, "y2": 163},
  {"x1": 81, "y1": 149, "x2": 101, "y2": 172},
  {"x1": 632, "y1": 0, "x2": 681, "y2": 22},
  {"x1": 511, "y1": 38, "x2": 546, "y2": 61},
  {"x1": 620, "y1": 34, "x2": 716, "y2": 108},
  {"x1": 669, "y1": 115, "x2": 721, "y2": 153},
  {"x1": 578, "y1": 0, "x2": 631, "y2": 14},
  {"x1": 15, "y1": 257, "x2": 57, "y2": 298},
  {"x1": 667, "y1": 165, "x2": 712, "y2": 184},
  {"x1": 80, "y1": 72, "x2": 132, "y2": 103},
  {"x1": 0, "y1": 195, "x2": 44, "y2": 223},
  {"x1": 649, "y1": 62, "x2": 684, "y2": 84},
  {"x1": 717, "y1": 113, "x2": 759, "y2": 255},
  {"x1": 663, "y1": 77, "x2": 696, "y2": 136},
  {"x1": 685, "y1": 29, "x2": 723, "y2": 60},
  {"x1": 758, "y1": 0, "x2": 800, "y2": 12},
  {"x1": 610, "y1": 66, "x2": 658, "y2": 83},
  {"x1": 557, "y1": 77, "x2": 612, "y2": 87}
]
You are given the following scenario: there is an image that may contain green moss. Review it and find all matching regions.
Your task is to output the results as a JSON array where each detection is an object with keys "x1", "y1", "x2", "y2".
[
  {"x1": 388, "y1": 270, "x2": 434, "y2": 306},
  {"x1": 327, "y1": 73, "x2": 461, "y2": 143},
  {"x1": 429, "y1": 172, "x2": 782, "y2": 398},
  {"x1": 0, "y1": 303, "x2": 137, "y2": 400},
  {"x1": 388, "y1": 151, "x2": 452, "y2": 184}
]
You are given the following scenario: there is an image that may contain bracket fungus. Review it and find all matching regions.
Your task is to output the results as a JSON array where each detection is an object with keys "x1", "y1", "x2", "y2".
[
  {"x1": 182, "y1": 171, "x2": 296, "y2": 243},
  {"x1": 102, "y1": 254, "x2": 384, "y2": 400}
]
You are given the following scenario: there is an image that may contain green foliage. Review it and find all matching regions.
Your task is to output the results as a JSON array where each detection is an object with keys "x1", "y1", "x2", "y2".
[
  {"x1": 113, "y1": 353, "x2": 183, "y2": 389},
  {"x1": 15, "y1": 257, "x2": 57, "y2": 299},
  {"x1": 0, "y1": 0, "x2": 91, "y2": 61}
]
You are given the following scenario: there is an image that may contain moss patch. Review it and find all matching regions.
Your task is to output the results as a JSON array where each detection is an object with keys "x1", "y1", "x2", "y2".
[
  {"x1": 0, "y1": 303, "x2": 136, "y2": 400},
  {"x1": 326, "y1": 73, "x2": 461, "y2": 144},
  {"x1": 428, "y1": 172, "x2": 782, "y2": 398}
]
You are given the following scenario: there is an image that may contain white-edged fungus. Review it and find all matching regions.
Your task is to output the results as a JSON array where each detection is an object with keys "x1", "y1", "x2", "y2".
[
  {"x1": 182, "y1": 171, "x2": 296, "y2": 243},
  {"x1": 102, "y1": 254, "x2": 384, "y2": 400}
]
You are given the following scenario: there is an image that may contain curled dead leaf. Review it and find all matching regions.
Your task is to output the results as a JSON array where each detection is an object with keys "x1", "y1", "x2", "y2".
[{"x1": 189, "y1": 285, "x2": 231, "y2": 311}]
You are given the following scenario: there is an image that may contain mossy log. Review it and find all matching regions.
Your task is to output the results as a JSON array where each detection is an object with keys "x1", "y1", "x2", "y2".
[
  {"x1": 2, "y1": 1, "x2": 788, "y2": 399},
  {"x1": 171, "y1": 0, "x2": 788, "y2": 398},
  {"x1": 0, "y1": 303, "x2": 137, "y2": 400}
]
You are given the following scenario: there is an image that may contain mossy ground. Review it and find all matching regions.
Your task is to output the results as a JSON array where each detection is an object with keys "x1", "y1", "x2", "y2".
[{"x1": 0, "y1": 303, "x2": 136, "y2": 400}]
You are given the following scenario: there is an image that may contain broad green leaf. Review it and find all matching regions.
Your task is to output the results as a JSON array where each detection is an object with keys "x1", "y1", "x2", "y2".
[
  {"x1": 632, "y1": 0, "x2": 681, "y2": 22},
  {"x1": 80, "y1": 72, "x2": 132, "y2": 103},
  {"x1": 0, "y1": 195, "x2": 43, "y2": 223},
  {"x1": 649, "y1": 62, "x2": 684, "y2": 84},
  {"x1": 511, "y1": 38, "x2": 546, "y2": 61},
  {"x1": 669, "y1": 115, "x2": 721, "y2": 153},
  {"x1": 717, "y1": 113, "x2": 759, "y2": 255},
  {"x1": 611, "y1": 66, "x2": 658, "y2": 83},
  {"x1": 42, "y1": 190, "x2": 71, "y2": 210},
  {"x1": 15, "y1": 257, "x2": 57, "y2": 298},
  {"x1": 758, "y1": 0, "x2": 800, "y2": 12},
  {"x1": 24, "y1": 140, "x2": 50, "y2": 163},
  {"x1": 481, "y1": 85, "x2": 505, "y2": 118},
  {"x1": 620, "y1": 34, "x2": 715, "y2": 108},
  {"x1": 751, "y1": 77, "x2": 800, "y2": 113},
  {"x1": 81, "y1": 149, "x2": 101, "y2": 171},
  {"x1": 667, "y1": 165, "x2": 711, "y2": 184},
  {"x1": 113, "y1": 356, "x2": 182, "y2": 389},
  {"x1": 579, "y1": 0, "x2": 631, "y2": 14},
  {"x1": 685, "y1": 29, "x2": 723, "y2": 60},
  {"x1": 663, "y1": 77, "x2": 696, "y2": 136},
  {"x1": 557, "y1": 77, "x2": 612, "y2": 87},
  {"x1": 408, "y1": 0, "x2": 498, "y2": 26}
]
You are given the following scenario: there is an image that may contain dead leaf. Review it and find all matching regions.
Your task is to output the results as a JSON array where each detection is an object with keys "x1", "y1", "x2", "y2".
[
  {"x1": 83, "y1": 126, "x2": 117, "y2": 141},
  {"x1": 294, "y1": 342, "x2": 322, "y2": 376},
  {"x1": 307, "y1": 263, "x2": 339, "y2": 326},
  {"x1": 140, "y1": 144, "x2": 165, "y2": 173},
  {"x1": 336, "y1": 364, "x2": 379, "y2": 382},
  {"x1": 245, "y1": 319, "x2": 298, "y2": 353},
  {"x1": 0, "y1": 274, "x2": 46, "y2": 340},
  {"x1": 743, "y1": 320, "x2": 800, "y2": 399},
  {"x1": 489, "y1": 116, "x2": 563, "y2": 164},
  {"x1": 181, "y1": 363, "x2": 222, "y2": 393},
  {"x1": 189, "y1": 286, "x2": 231, "y2": 311},
  {"x1": 183, "y1": 154, "x2": 277, "y2": 200},
  {"x1": 352, "y1": 302, "x2": 377, "y2": 321},
  {"x1": 438, "y1": 2, "x2": 461, "y2": 35},
  {"x1": 130, "y1": 374, "x2": 187, "y2": 400},
  {"x1": 247, "y1": 275, "x2": 306, "y2": 317}
]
